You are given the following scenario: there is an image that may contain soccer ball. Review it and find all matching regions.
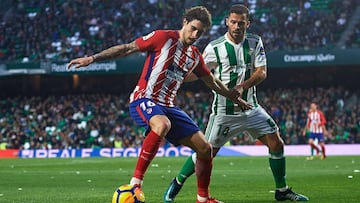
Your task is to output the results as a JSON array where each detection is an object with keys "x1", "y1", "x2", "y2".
[{"x1": 112, "y1": 184, "x2": 145, "y2": 203}]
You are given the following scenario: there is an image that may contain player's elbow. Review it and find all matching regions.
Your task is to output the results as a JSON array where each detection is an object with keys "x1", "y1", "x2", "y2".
[
  {"x1": 256, "y1": 66, "x2": 267, "y2": 81},
  {"x1": 260, "y1": 69, "x2": 267, "y2": 80},
  {"x1": 201, "y1": 74, "x2": 216, "y2": 89},
  {"x1": 184, "y1": 73, "x2": 199, "y2": 82}
]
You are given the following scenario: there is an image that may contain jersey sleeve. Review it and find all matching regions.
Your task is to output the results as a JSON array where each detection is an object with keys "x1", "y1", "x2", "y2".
[
  {"x1": 193, "y1": 50, "x2": 211, "y2": 77},
  {"x1": 319, "y1": 111, "x2": 327, "y2": 126},
  {"x1": 202, "y1": 43, "x2": 217, "y2": 65},
  {"x1": 254, "y1": 37, "x2": 267, "y2": 68},
  {"x1": 135, "y1": 30, "x2": 165, "y2": 52}
]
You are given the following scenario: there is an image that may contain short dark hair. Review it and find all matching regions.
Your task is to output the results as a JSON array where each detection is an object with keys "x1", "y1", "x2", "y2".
[
  {"x1": 183, "y1": 6, "x2": 212, "y2": 31},
  {"x1": 229, "y1": 4, "x2": 250, "y2": 20}
]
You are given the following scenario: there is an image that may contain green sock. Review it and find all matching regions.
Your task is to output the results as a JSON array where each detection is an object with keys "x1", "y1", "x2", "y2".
[
  {"x1": 310, "y1": 147, "x2": 314, "y2": 156},
  {"x1": 269, "y1": 150, "x2": 287, "y2": 189},
  {"x1": 176, "y1": 155, "x2": 195, "y2": 184}
]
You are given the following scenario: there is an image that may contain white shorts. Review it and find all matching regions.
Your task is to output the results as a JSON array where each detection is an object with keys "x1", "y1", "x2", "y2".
[{"x1": 205, "y1": 106, "x2": 279, "y2": 147}]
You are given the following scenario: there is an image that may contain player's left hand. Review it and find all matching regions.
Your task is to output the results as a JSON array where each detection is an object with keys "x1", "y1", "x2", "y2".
[
  {"x1": 230, "y1": 84, "x2": 244, "y2": 100},
  {"x1": 230, "y1": 85, "x2": 252, "y2": 111},
  {"x1": 234, "y1": 97, "x2": 253, "y2": 111}
]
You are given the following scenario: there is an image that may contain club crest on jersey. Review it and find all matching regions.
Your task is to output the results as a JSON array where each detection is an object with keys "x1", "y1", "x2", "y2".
[
  {"x1": 146, "y1": 108, "x2": 153, "y2": 114},
  {"x1": 142, "y1": 31, "x2": 155, "y2": 40}
]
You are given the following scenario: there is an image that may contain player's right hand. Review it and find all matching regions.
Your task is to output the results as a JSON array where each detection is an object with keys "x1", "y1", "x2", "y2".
[{"x1": 67, "y1": 56, "x2": 94, "y2": 69}]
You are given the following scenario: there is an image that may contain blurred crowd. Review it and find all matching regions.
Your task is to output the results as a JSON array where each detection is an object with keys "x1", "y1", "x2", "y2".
[
  {"x1": 0, "y1": 0, "x2": 359, "y2": 63},
  {"x1": 345, "y1": 21, "x2": 360, "y2": 48},
  {"x1": 1, "y1": 86, "x2": 359, "y2": 150},
  {"x1": 259, "y1": 86, "x2": 360, "y2": 145},
  {"x1": 245, "y1": 0, "x2": 358, "y2": 51}
]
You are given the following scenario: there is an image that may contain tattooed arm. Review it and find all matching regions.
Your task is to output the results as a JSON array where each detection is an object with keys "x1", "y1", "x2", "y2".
[{"x1": 67, "y1": 41, "x2": 140, "y2": 69}]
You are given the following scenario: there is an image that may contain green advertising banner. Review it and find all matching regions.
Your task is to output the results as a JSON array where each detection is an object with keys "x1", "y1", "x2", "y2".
[
  {"x1": 49, "y1": 54, "x2": 145, "y2": 75},
  {"x1": 0, "y1": 49, "x2": 359, "y2": 76},
  {"x1": 50, "y1": 61, "x2": 118, "y2": 74},
  {"x1": 267, "y1": 48, "x2": 360, "y2": 68},
  {"x1": 0, "y1": 54, "x2": 145, "y2": 76}
]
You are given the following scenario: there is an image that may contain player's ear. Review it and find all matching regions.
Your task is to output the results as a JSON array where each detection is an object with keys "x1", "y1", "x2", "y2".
[
  {"x1": 246, "y1": 21, "x2": 250, "y2": 28},
  {"x1": 225, "y1": 17, "x2": 229, "y2": 26},
  {"x1": 183, "y1": 18, "x2": 188, "y2": 25}
]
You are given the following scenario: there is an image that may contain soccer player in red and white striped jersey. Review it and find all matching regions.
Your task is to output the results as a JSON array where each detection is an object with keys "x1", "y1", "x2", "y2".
[
  {"x1": 129, "y1": 29, "x2": 206, "y2": 106},
  {"x1": 67, "y1": 6, "x2": 250, "y2": 203},
  {"x1": 303, "y1": 102, "x2": 327, "y2": 159}
]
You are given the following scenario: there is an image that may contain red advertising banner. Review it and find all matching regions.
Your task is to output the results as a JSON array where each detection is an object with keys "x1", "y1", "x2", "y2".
[{"x1": 0, "y1": 149, "x2": 19, "y2": 158}]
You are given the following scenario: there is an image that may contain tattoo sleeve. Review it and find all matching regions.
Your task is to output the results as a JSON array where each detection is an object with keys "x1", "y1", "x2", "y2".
[{"x1": 92, "y1": 41, "x2": 139, "y2": 62}]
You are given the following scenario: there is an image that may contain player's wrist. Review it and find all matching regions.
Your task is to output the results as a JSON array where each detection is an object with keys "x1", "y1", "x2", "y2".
[
  {"x1": 90, "y1": 55, "x2": 97, "y2": 63},
  {"x1": 239, "y1": 82, "x2": 249, "y2": 90}
]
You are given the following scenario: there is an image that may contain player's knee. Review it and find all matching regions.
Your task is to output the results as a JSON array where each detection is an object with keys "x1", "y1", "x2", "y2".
[
  {"x1": 158, "y1": 120, "x2": 171, "y2": 135},
  {"x1": 276, "y1": 138, "x2": 284, "y2": 149},
  {"x1": 150, "y1": 117, "x2": 171, "y2": 136},
  {"x1": 196, "y1": 142, "x2": 212, "y2": 158},
  {"x1": 268, "y1": 136, "x2": 284, "y2": 152}
]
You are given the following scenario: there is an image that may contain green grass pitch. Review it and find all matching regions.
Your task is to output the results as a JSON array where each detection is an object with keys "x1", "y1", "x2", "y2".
[{"x1": 0, "y1": 156, "x2": 359, "y2": 203}]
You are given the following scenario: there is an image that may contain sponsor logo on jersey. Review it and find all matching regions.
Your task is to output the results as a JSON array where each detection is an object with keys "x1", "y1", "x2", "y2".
[{"x1": 259, "y1": 46, "x2": 265, "y2": 56}]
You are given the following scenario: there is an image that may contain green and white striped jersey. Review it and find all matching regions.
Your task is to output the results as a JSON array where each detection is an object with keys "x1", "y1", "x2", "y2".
[{"x1": 203, "y1": 32, "x2": 267, "y2": 115}]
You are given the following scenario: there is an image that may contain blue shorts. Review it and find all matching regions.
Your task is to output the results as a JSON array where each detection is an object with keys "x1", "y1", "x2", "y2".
[
  {"x1": 309, "y1": 132, "x2": 324, "y2": 142},
  {"x1": 129, "y1": 98, "x2": 200, "y2": 146}
]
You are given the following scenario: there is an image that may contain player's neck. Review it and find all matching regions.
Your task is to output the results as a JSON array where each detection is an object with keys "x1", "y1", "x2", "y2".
[
  {"x1": 178, "y1": 30, "x2": 190, "y2": 47},
  {"x1": 226, "y1": 32, "x2": 244, "y2": 44}
]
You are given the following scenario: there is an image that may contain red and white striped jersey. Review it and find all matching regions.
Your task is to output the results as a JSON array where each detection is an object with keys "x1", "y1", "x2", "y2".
[
  {"x1": 306, "y1": 110, "x2": 326, "y2": 133},
  {"x1": 129, "y1": 30, "x2": 211, "y2": 107}
]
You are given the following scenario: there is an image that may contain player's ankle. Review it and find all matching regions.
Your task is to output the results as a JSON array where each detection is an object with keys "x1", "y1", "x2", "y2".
[{"x1": 197, "y1": 195, "x2": 208, "y2": 202}]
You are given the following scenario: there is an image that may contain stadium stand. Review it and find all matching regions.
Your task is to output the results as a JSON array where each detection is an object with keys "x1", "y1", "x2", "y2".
[
  {"x1": 249, "y1": 0, "x2": 358, "y2": 51},
  {"x1": 345, "y1": 21, "x2": 360, "y2": 48},
  {"x1": 0, "y1": 87, "x2": 359, "y2": 149},
  {"x1": 0, "y1": 0, "x2": 359, "y2": 62}
]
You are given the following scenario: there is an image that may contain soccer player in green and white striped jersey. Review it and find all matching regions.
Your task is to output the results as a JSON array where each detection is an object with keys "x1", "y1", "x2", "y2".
[
  {"x1": 164, "y1": 4, "x2": 309, "y2": 202},
  {"x1": 203, "y1": 25, "x2": 265, "y2": 116}
]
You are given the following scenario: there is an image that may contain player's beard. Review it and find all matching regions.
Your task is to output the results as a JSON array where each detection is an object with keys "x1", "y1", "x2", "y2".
[
  {"x1": 184, "y1": 38, "x2": 197, "y2": 46},
  {"x1": 229, "y1": 29, "x2": 245, "y2": 43}
]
